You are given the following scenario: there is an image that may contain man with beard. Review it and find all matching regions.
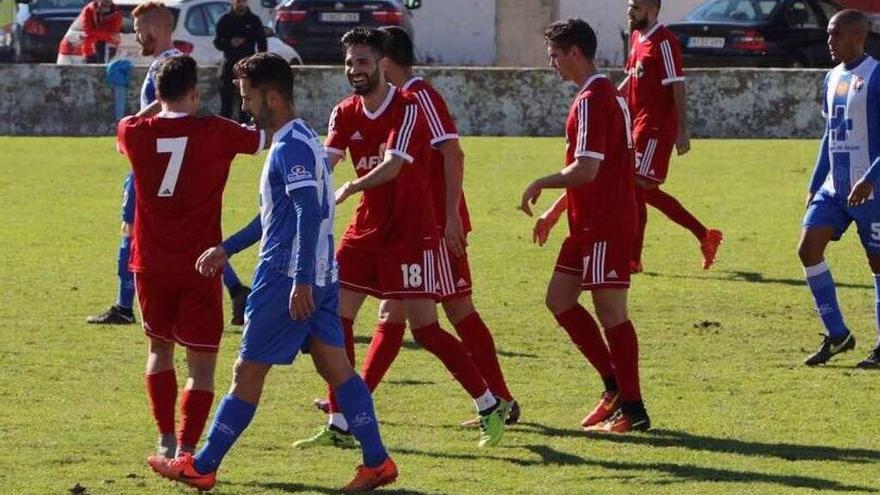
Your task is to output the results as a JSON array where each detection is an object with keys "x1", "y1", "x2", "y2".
[
  {"x1": 622, "y1": 0, "x2": 723, "y2": 273},
  {"x1": 148, "y1": 52, "x2": 397, "y2": 492},
  {"x1": 214, "y1": 0, "x2": 266, "y2": 121},
  {"x1": 522, "y1": 18, "x2": 650, "y2": 432},
  {"x1": 87, "y1": 1, "x2": 252, "y2": 328},
  {"x1": 294, "y1": 27, "x2": 506, "y2": 449}
]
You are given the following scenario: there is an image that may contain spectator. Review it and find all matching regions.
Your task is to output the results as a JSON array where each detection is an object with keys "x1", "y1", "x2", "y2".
[
  {"x1": 213, "y1": 0, "x2": 266, "y2": 121},
  {"x1": 57, "y1": 0, "x2": 122, "y2": 64}
]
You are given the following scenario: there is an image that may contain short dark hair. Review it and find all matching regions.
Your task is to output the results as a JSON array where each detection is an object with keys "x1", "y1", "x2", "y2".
[
  {"x1": 544, "y1": 18, "x2": 597, "y2": 60},
  {"x1": 233, "y1": 52, "x2": 294, "y2": 102},
  {"x1": 833, "y1": 9, "x2": 869, "y2": 31},
  {"x1": 380, "y1": 26, "x2": 414, "y2": 67},
  {"x1": 155, "y1": 55, "x2": 197, "y2": 102},
  {"x1": 340, "y1": 27, "x2": 388, "y2": 57}
]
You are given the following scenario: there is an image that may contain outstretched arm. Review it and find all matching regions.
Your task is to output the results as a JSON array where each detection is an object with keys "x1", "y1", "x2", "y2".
[
  {"x1": 335, "y1": 154, "x2": 406, "y2": 204},
  {"x1": 519, "y1": 157, "x2": 600, "y2": 216},
  {"x1": 223, "y1": 214, "x2": 262, "y2": 257}
]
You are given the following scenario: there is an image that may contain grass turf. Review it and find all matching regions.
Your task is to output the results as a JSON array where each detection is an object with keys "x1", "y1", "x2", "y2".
[{"x1": 0, "y1": 136, "x2": 878, "y2": 494}]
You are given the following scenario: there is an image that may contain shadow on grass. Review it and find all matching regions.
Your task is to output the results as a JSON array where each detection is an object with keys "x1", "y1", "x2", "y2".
[
  {"x1": 516, "y1": 422, "x2": 880, "y2": 464},
  {"x1": 394, "y1": 445, "x2": 874, "y2": 492},
  {"x1": 641, "y1": 270, "x2": 872, "y2": 289},
  {"x1": 233, "y1": 481, "x2": 437, "y2": 494}
]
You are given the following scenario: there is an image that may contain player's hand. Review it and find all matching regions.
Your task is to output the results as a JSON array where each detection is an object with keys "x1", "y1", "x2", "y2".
[
  {"x1": 444, "y1": 213, "x2": 468, "y2": 257},
  {"x1": 519, "y1": 181, "x2": 542, "y2": 217},
  {"x1": 805, "y1": 192, "x2": 815, "y2": 209},
  {"x1": 848, "y1": 180, "x2": 874, "y2": 206},
  {"x1": 335, "y1": 181, "x2": 358, "y2": 204},
  {"x1": 290, "y1": 284, "x2": 315, "y2": 320},
  {"x1": 120, "y1": 221, "x2": 131, "y2": 236},
  {"x1": 676, "y1": 128, "x2": 691, "y2": 156},
  {"x1": 195, "y1": 245, "x2": 228, "y2": 278},
  {"x1": 533, "y1": 210, "x2": 560, "y2": 247}
]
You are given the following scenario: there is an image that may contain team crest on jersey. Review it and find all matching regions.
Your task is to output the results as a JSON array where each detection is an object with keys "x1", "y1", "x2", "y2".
[
  {"x1": 287, "y1": 165, "x2": 312, "y2": 183},
  {"x1": 635, "y1": 60, "x2": 645, "y2": 78},
  {"x1": 854, "y1": 76, "x2": 865, "y2": 92}
]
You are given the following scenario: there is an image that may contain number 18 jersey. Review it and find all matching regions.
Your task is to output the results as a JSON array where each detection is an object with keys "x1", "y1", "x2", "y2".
[{"x1": 117, "y1": 113, "x2": 263, "y2": 273}]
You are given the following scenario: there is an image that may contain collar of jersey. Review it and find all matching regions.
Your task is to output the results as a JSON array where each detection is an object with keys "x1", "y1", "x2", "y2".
[
  {"x1": 844, "y1": 54, "x2": 869, "y2": 71},
  {"x1": 362, "y1": 84, "x2": 396, "y2": 120},
  {"x1": 158, "y1": 48, "x2": 182, "y2": 59},
  {"x1": 638, "y1": 22, "x2": 663, "y2": 43},
  {"x1": 272, "y1": 118, "x2": 303, "y2": 144},
  {"x1": 579, "y1": 73, "x2": 607, "y2": 93},
  {"x1": 402, "y1": 76, "x2": 423, "y2": 91},
  {"x1": 156, "y1": 111, "x2": 188, "y2": 119}
]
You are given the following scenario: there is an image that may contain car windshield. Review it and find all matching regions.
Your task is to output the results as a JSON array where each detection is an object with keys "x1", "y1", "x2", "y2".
[
  {"x1": 685, "y1": 0, "x2": 780, "y2": 23},
  {"x1": 29, "y1": 0, "x2": 88, "y2": 9},
  {"x1": 117, "y1": 5, "x2": 180, "y2": 34}
]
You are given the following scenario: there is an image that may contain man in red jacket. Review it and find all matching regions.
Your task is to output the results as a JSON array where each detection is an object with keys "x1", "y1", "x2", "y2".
[{"x1": 57, "y1": 0, "x2": 122, "y2": 64}]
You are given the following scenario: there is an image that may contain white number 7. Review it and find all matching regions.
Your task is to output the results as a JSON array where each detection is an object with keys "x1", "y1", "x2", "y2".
[{"x1": 156, "y1": 137, "x2": 188, "y2": 197}]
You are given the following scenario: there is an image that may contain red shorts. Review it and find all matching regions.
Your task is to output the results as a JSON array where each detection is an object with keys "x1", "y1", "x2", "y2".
[
  {"x1": 134, "y1": 270, "x2": 224, "y2": 352},
  {"x1": 634, "y1": 131, "x2": 675, "y2": 185},
  {"x1": 554, "y1": 236, "x2": 631, "y2": 290},
  {"x1": 436, "y1": 239, "x2": 473, "y2": 302},
  {"x1": 337, "y1": 243, "x2": 440, "y2": 300}
]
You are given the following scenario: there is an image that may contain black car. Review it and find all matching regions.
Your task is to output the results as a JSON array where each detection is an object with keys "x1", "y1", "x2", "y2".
[
  {"x1": 667, "y1": 0, "x2": 880, "y2": 68},
  {"x1": 266, "y1": 0, "x2": 420, "y2": 64},
  {"x1": 1, "y1": 0, "x2": 86, "y2": 63}
]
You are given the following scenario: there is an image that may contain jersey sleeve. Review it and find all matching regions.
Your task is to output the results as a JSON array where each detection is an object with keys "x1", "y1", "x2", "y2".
[
  {"x1": 821, "y1": 71, "x2": 832, "y2": 119},
  {"x1": 273, "y1": 139, "x2": 318, "y2": 195},
  {"x1": 385, "y1": 102, "x2": 420, "y2": 163},
  {"x1": 625, "y1": 32, "x2": 637, "y2": 72},
  {"x1": 116, "y1": 115, "x2": 136, "y2": 156},
  {"x1": 659, "y1": 35, "x2": 685, "y2": 86},
  {"x1": 217, "y1": 117, "x2": 264, "y2": 156},
  {"x1": 414, "y1": 87, "x2": 459, "y2": 146},
  {"x1": 324, "y1": 104, "x2": 349, "y2": 158},
  {"x1": 574, "y1": 95, "x2": 607, "y2": 161}
]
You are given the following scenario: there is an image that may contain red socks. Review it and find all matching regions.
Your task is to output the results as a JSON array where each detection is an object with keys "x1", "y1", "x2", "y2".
[
  {"x1": 454, "y1": 312, "x2": 513, "y2": 402},
  {"x1": 554, "y1": 305, "x2": 615, "y2": 381},
  {"x1": 605, "y1": 320, "x2": 641, "y2": 403},
  {"x1": 645, "y1": 188, "x2": 707, "y2": 240},
  {"x1": 178, "y1": 389, "x2": 214, "y2": 448},
  {"x1": 328, "y1": 317, "x2": 356, "y2": 414},
  {"x1": 145, "y1": 369, "x2": 177, "y2": 435},
  {"x1": 411, "y1": 322, "x2": 488, "y2": 399},
  {"x1": 361, "y1": 321, "x2": 407, "y2": 391}
]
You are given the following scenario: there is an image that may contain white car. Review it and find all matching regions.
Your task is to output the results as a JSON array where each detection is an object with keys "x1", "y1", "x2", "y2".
[{"x1": 111, "y1": 0, "x2": 301, "y2": 66}]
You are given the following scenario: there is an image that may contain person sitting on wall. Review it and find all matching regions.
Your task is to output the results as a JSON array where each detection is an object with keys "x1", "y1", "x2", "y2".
[{"x1": 57, "y1": 0, "x2": 122, "y2": 65}]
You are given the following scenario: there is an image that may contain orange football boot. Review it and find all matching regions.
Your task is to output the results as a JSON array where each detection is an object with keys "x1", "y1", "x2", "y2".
[
  {"x1": 342, "y1": 456, "x2": 398, "y2": 492},
  {"x1": 700, "y1": 229, "x2": 724, "y2": 270},
  {"x1": 581, "y1": 391, "x2": 620, "y2": 428},
  {"x1": 597, "y1": 410, "x2": 651, "y2": 433},
  {"x1": 147, "y1": 452, "x2": 216, "y2": 491}
]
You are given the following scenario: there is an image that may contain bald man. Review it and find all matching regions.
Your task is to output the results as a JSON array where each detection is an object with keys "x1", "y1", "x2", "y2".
[{"x1": 800, "y1": 9, "x2": 880, "y2": 368}]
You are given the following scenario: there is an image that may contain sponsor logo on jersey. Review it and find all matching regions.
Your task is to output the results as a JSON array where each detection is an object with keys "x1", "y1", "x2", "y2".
[
  {"x1": 355, "y1": 144, "x2": 386, "y2": 171},
  {"x1": 836, "y1": 81, "x2": 850, "y2": 97},
  {"x1": 607, "y1": 270, "x2": 618, "y2": 279},
  {"x1": 287, "y1": 164, "x2": 312, "y2": 182},
  {"x1": 351, "y1": 131, "x2": 363, "y2": 141}
]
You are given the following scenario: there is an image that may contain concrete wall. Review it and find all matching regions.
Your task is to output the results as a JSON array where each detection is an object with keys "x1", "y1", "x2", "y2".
[
  {"x1": 0, "y1": 64, "x2": 827, "y2": 139},
  {"x1": 410, "y1": 0, "x2": 496, "y2": 66},
  {"x1": 495, "y1": 0, "x2": 557, "y2": 67}
]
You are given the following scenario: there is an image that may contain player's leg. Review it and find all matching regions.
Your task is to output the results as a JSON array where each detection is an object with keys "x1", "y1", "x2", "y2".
[
  {"x1": 851, "y1": 210, "x2": 880, "y2": 369},
  {"x1": 631, "y1": 132, "x2": 661, "y2": 273},
  {"x1": 590, "y1": 288, "x2": 649, "y2": 432},
  {"x1": 361, "y1": 299, "x2": 407, "y2": 391},
  {"x1": 176, "y1": 349, "x2": 217, "y2": 456},
  {"x1": 645, "y1": 187, "x2": 723, "y2": 270},
  {"x1": 145, "y1": 337, "x2": 178, "y2": 457},
  {"x1": 858, "y1": 252, "x2": 880, "y2": 368},
  {"x1": 631, "y1": 185, "x2": 648, "y2": 273},
  {"x1": 321, "y1": 287, "x2": 367, "y2": 434},
  {"x1": 798, "y1": 202, "x2": 854, "y2": 365}
]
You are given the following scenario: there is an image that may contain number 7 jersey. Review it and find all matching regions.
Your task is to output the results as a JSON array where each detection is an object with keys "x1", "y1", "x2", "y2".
[{"x1": 117, "y1": 113, "x2": 264, "y2": 273}]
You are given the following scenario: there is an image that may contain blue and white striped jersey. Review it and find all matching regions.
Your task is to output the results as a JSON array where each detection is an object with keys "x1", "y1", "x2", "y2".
[
  {"x1": 258, "y1": 119, "x2": 338, "y2": 287},
  {"x1": 139, "y1": 48, "x2": 182, "y2": 110},
  {"x1": 819, "y1": 55, "x2": 880, "y2": 199}
]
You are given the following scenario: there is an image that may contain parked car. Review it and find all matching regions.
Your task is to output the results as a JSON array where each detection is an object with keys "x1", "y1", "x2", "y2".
[
  {"x1": 0, "y1": 0, "x2": 86, "y2": 63},
  {"x1": 667, "y1": 0, "x2": 880, "y2": 68},
  {"x1": 268, "y1": 0, "x2": 420, "y2": 64},
  {"x1": 109, "y1": 0, "x2": 302, "y2": 65}
]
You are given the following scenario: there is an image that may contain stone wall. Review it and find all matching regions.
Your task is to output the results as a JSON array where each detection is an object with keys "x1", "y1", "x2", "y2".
[{"x1": 0, "y1": 64, "x2": 826, "y2": 139}]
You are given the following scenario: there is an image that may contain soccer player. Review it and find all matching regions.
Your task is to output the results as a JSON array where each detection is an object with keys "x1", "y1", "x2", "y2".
[
  {"x1": 800, "y1": 9, "x2": 880, "y2": 368},
  {"x1": 521, "y1": 18, "x2": 649, "y2": 432},
  {"x1": 147, "y1": 53, "x2": 398, "y2": 492},
  {"x1": 116, "y1": 55, "x2": 264, "y2": 459},
  {"x1": 622, "y1": 0, "x2": 722, "y2": 273},
  {"x1": 295, "y1": 27, "x2": 505, "y2": 449},
  {"x1": 86, "y1": 1, "x2": 251, "y2": 326}
]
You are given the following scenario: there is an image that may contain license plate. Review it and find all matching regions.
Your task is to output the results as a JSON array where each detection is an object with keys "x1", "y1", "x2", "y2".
[
  {"x1": 320, "y1": 12, "x2": 359, "y2": 23},
  {"x1": 687, "y1": 36, "x2": 725, "y2": 49}
]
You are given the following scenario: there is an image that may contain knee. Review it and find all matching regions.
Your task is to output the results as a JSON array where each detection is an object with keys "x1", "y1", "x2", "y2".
[
  {"x1": 797, "y1": 240, "x2": 821, "y2": 266},
  {"x1": 377, "y1": 300, "x2": 406, "y2": 325},
  {"x1": 594, "y1": 305, "x2": 628, "y2": 330},
  {"x1": 443, "y1": 297, "x2": 475, "y2": 325},
  {"x1": 545, "y1": 291, "x2": 575, "y2": 316}
]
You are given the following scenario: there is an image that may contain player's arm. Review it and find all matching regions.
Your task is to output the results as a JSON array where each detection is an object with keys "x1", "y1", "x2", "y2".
[
  {"x1": 325, "y1": 105, "x2": 349, "y2": 172},
  {"x1": 519, "y1": 157, "x2": 600, "y2": 217},
  {"x1": 289, "y1": 185, "x2": 319, "y2": 320},
  {"x1": 533, "y1": 193, "x2": 567, "y2": 246},
  {"x1": 436, "y1": 138, "x2": 467, "y2": 256},
  {"x1": 196, "y1": 214, "x2": 262, "y2": 277},
  {"x1": 325, "y1": 149, "x2": 345, "y2": 171},
  {"x1": 253, "y1": 16, "x2": 267, "y2": 53},
  {"x1": 335, "y1": 153, "x2": 406, "y2": 204},
  {"x1": 618, "y1": 74, "x2": 630, "y2": 93},
  {"x1": 212, "y1": 16, "x2": 233, "y2": 52},
  {"x1": 671, "y1": 81, "x2": 690, "y2": 155},
  {"x1": 806, "y1": 130, "x2": 830, "y2": 207},
  {"x1": 136, "y1": 100, "x2": 161, "y2": 118}
]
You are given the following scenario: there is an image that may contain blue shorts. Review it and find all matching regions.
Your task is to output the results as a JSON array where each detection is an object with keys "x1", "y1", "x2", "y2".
[
  {"x1": 803, "y1": 190, "x2": 880, "y2": 255},
  {"x1": 121, "y1": 172, "x2": 135, "y2": 224},
  {"x1": 240, "y1": 262, "x2": 344, "y2": 365}
]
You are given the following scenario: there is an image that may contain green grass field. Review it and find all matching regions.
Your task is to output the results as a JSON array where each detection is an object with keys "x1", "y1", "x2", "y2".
[{"x1": 1, "y1": 136, "x2": 879, "y2": 495}]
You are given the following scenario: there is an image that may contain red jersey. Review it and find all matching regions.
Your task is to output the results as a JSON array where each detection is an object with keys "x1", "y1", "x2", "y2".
[
  {"x1": 401, "y1": 77, "x2": 471, "y2": 233},
  {"x1": 625, "y1": 23, "x2": 685, "y2": 137},
  {"x1": 58, "y1": 1, "x2": 122, "y2": 57},
  {"x1": 565, "y1": 74, "x2": 636, "y2": 241},
  {"x1": 117, "y1": 113, "x2": 263, "y2": 273},
  {"x1": 325, "y1": 85, "x2": 436, "y2": 253}
]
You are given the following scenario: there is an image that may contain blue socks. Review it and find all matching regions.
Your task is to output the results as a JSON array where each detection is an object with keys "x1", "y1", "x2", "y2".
[
  {"x1": 223, "y1": 264, "x2": 242, "y2": 293},
  {"x1": 874, "y1": 274, "x2": 880, "y2": 342},
  {"x1": 193, "y1": 395, "x2": 256, "y2": 475},
  {"x1": 805, "y1": 261, "x2": 849, "y2": 339},
  {"x1": 116, "y1": 236, "x2": 134, "y2": 309},
  {"x1": 336, "y1": 375, "x2": 388, "y2": 468}
]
